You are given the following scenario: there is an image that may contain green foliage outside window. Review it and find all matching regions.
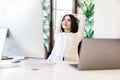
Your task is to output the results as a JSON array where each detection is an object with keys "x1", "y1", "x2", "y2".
[
  {"x1": 42, "y1": 0, "x2": 50, "y2": 49},
  {"x1": 78, "y1": 0, "x2": 94, "y2": 38}
]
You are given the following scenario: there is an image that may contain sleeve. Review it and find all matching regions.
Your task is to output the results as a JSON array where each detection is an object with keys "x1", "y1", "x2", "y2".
[
  {"x1": 77, "y1": 14, "x2": 86, "y2": 41},
  {"x1": 54, "y1": 25, "x2": 61, "y2": 41}
]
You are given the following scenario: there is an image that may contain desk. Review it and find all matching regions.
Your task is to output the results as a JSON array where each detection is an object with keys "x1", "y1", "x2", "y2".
[{"x1": 0, "y1": 59, "x2": 120, "y2": 80}]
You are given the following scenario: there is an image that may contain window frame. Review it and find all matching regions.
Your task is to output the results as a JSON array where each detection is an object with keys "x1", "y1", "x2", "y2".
[{"x1": 49, "y1": 0, "x2": 78, "y2": 53}]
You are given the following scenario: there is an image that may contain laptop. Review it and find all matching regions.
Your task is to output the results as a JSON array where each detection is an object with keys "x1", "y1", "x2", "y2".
[{"x1": 78, "y1": 38, "x2": 120, "y2": 70}]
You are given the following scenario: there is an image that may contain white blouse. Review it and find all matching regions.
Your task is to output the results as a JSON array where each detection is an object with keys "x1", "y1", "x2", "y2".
[{"x1": 47, "y1": 15, "x2": 86, "y2": 62}]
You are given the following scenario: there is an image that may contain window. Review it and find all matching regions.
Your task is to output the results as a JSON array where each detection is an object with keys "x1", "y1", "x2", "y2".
[
  {"x1": 42, "y1": 0, "x2": 77, "y2": 53},
  {"x1": 53, "y1": 0, "x2": 73, "y2": 29}
]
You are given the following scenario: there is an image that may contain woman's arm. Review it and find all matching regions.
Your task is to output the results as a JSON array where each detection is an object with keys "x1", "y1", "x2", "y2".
[
  {"x1": 77, "y1": 14, "x2": 86, "y2": 40},
  {"x1": 77, "y1": 14, "x2": 86, "y2": 34}
]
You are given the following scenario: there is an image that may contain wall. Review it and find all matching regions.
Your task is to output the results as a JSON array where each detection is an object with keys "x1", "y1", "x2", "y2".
[
  {"x1": 0, "y1": 0, "x2": 45, "y2": 58},
  {"x1": 94, "y1": 0, "x2": 120, "y2": 38}
]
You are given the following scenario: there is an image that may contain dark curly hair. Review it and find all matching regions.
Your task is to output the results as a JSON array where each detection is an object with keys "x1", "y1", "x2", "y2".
[{"x1": 61, "y1": 14, "x2": 78, "y2": 33}]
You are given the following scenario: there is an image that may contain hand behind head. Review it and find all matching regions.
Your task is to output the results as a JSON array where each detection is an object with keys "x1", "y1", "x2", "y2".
[{"x1": 72, "y1": 14, "x2": 78, "y2": 18}]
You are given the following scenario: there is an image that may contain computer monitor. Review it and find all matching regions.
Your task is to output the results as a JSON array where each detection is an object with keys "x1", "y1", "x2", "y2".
[{"x1": 0, "y1": 0, "x2": 45, "y2": 58}]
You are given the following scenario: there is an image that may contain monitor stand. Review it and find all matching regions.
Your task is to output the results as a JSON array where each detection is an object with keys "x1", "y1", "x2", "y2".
[{"x1": 0, "y1": 28, "x2": 8, "y2": 60}]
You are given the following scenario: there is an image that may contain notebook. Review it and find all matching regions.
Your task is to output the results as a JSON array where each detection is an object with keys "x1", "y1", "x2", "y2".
[{"x1": 78, "y1": 38, "x2": 120, "y2": 70}]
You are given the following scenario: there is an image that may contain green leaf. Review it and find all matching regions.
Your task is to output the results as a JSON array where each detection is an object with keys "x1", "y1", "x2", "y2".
[
  {"x1": 78, "y1": 0, "x2": 94, "y2": 38},
  {"x1": 42, "y1": 0, "x2": 50, "y2": 47}
]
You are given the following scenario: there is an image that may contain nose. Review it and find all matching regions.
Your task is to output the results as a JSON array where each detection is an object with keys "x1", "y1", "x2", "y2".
[
  {"x1": 63, "y1": 21, "x2": 67, "y2": 25},
  {"x1": 63, "y1": 20, "x2": 67, "y2": 23}
]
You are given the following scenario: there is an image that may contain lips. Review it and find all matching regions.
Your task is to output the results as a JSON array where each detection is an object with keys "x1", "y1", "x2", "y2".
[{"x1": 63, "y1": 24, "x2": 67, "y2": 26}]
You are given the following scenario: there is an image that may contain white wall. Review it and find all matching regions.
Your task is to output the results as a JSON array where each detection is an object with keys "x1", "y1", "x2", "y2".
[
  {"x1": 0, "y1": 0, "x2": 45, "y2": 58},
  {"x1": 94, "y1": 0, "x2": 120, "y2": 38}
]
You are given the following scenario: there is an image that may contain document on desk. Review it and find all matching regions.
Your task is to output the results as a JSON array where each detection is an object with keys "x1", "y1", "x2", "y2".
[
  {"x1": 0, "y1": 60, "x2": 20, "y2": 69},
  {"x1": 22, "y1": 59, "x2": 55, "y2": 66}
]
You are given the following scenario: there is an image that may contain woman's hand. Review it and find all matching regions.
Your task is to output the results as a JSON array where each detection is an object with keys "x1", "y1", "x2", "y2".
[
  {"x1": 72, "y1": 14, "x2": 78, "y2": 18},
  {"x1": 73, "y1": 14, "x2": 86, "y2": 21}
]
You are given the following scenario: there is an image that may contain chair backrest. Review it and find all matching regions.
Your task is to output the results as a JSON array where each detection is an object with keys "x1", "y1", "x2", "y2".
[{"x1": 78, "y1": 40, "x2": 82, "y2": 56}]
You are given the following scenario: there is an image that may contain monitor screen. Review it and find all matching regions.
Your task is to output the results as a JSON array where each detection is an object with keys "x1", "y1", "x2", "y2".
[{"x1": 0, "y1": 0, "x2": 45, "y2": 58}]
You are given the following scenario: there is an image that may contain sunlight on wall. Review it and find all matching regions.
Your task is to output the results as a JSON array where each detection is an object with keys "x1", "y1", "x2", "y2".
[{"x1": 94, "y1": 0, "x2": 120, "y2": 38}]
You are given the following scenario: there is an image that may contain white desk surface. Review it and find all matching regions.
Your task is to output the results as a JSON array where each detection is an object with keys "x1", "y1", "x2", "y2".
[{"x1": 0, "y1": 59, "x2": 120, "y2": 80}]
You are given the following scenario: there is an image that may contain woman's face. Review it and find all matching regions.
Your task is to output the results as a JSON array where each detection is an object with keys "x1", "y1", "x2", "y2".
[{"x1": 62, "y1": 16, "x2": 71, "y2": 32}]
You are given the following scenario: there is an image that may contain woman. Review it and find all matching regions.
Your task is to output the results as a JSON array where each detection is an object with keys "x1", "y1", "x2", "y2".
[{"x1": 47, "y1": 14, "x2": 86, "y2": 62}]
